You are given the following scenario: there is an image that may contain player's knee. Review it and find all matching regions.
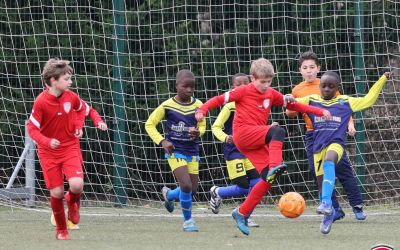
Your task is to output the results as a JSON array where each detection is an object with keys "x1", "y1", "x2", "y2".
[
  {"x1": 265, "y1": 126, "x2": 285, "y2": 143},
  {"x1": 179, "y1": 182, "x2": 192, "y2": 193},
  {"x1": 232, "y1": 176, "x2": 250, "y2": 189},
  {"x1": 50, "y1": 186, "x2": 64, "y2": 198},
  {"x1": 68, "y1": 177, "x2": 84, "y2": 193}
]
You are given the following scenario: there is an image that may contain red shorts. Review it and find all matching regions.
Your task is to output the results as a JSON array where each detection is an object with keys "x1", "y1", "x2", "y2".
[
  {"x1": 233, "y1": 125, "x2": 271, "y2": 172},
  {"x1": 38, "y1": 148, "x2": 83, "y2": 189}
]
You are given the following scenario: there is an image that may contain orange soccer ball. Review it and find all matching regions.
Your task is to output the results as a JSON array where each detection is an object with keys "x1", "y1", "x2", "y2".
[{"x1": 278, "y1": 192, "x2": 306, "y2": 218}]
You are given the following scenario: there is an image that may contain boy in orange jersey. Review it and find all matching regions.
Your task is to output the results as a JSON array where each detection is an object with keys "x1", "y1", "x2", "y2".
[{"x1": 286, "y1": 51, "x2": 365, "y2": 221}]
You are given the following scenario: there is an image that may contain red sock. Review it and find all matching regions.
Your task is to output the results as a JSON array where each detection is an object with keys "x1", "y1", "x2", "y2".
[
  {"x1": 239, "y1": 180, "x2": 272, "y2": 216},
  {"x1": 51, "y1": 196, "x2": 67, "y2": 231},
  {"x1": 65, "y1": 190, "x2": 81, "y2": 204},
  {"x1": 269, "y1": 140, "x2": 283, "y2": 168}
]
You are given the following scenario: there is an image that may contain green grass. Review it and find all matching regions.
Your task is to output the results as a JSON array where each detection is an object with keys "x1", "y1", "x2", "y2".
[{"x1": 0, "y1": 206, "x2": 398, "y2": 250}]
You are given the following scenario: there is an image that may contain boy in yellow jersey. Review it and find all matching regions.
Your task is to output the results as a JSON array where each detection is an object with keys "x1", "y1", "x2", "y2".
[
  {"x1": 286, "y1": 51, "x2": 365, "y2": 221},
  {"x1": 296, "y1": 71, "x2": 391, "y2": 234},
  {"x1": 145, "y1": 70, "x2": 206, "y2": 232},
  {"x1": 210, "y1": 73, "x2": 261, "y2": 227}
]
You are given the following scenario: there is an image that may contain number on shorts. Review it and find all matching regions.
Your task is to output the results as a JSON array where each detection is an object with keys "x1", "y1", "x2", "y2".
[
  {"x1": 236, "y1": 163, "x2": 244, "y2": 173},
  {"x1": 317, "y1": 159, "x2": 322, "y2": 172}
]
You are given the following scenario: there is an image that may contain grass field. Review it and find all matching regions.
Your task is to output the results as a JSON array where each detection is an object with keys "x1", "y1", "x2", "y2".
[{"x1": 0, "y1": 205, "x2": 398, "y2": 250}]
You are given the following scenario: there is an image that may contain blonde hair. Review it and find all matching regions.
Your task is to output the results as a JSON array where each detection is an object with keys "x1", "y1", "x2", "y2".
[
  {"x1": 42, "y1": 58, "x2": 73, "y2": 85},
  {"x1": 250, "y1": 58, "x2": 275, "y2": 78}
]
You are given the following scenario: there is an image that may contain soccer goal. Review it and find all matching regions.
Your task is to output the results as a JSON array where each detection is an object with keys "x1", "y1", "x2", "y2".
[{"x1": 0, "y1": 1, "x2": 399, "y2": 215}]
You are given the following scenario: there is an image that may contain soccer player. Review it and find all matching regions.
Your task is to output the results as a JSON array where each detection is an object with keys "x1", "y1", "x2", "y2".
[
  {"x1": 50, "y1": 99, "x2": 107, "y2": 229},
  {"x1": 295, "y1": 71, "x2": 391, "y2": 234},
  {"x1": 145, "y1": 70, "x2": 206, "y2": 232},
  {"x1": 210, "y1": 73, "x2": 261, "y2": 227},
  {"x1": 27, "y1": 58, "x2": 86, "y2": 240},
  {"x1": 195, "y1": 58, "x2": 330, "y2": 235},
  {"x1": 286, "y1": 51, "x2": 366, "y2": 221}
]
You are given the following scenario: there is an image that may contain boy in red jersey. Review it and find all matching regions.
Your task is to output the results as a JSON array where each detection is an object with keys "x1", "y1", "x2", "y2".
[
  {"x1": 27, "y1": 59, "x2": 86, "y2": 240},
  {"x1": 50, "y1": 98, "x2": 107, "y2": 229},
  {"x1": 196, "y1": 58, "x2": 331, "y2": 235}
]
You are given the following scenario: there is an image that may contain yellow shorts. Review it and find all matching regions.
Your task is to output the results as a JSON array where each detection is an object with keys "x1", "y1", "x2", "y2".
[
  {"x1": 226, "y1": 158, "x2": 255, "y2": 180},
  {"x1": 313, "y1": 143, "x2": 344, "y2": 176},
  {"x1": 166, "y1": 153, "x2": 199, "y2": 175}
]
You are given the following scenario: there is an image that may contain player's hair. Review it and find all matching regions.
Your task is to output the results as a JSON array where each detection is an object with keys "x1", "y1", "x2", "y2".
[
  {"x1": 42, "y1": 58, "x2": 73, "y2": 86},
  {"x1": 176, "y1": 69, "x2": 195, "y2": 83},
  {"x1": 322, "y1": 71, "x2": 341, "y2": 84},
  {"x1": 231, "y1": 73, "x2": 249, "y2": 86},
  {"x1": 298, "y1": 51, "x2": 320, "y2": 68},
  {"x1": 250, "y1": 58, "x2": 275, "y2": 78}
]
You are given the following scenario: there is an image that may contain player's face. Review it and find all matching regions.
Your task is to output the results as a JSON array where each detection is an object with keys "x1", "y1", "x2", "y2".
[
  {"x1": 176, "y1": 77, "x2": 195, "y2": 102},
  {"x1": 320, "y1": 76, "x2": 339, "y2": 100},
  {"x1": 299, "y1": 59, "x2": 320, "y2": 83},
  {"x1": 232, "y1": 76, "x2": 250, "y2": 89},
  {"x1": 52, "y1": 73, "x2": 72, "y2": 92},
  {"x1": 251, "y1": 75, "x2": 273, "y2": 93}
]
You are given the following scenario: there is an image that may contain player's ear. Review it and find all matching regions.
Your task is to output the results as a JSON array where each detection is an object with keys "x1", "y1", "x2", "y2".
[
  {"x1": 49, "y1": 77, "x2": 56, "y2": 85},
  {"x1": 316, "y1": 65, "x2": 321, "y2": 73},
  {"x1": 250, "y1": 75, "x2": 256, "y2": 82}
]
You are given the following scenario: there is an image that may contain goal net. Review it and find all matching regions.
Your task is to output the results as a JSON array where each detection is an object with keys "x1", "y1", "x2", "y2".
[{"x1": 0, "y1": 1, "x2": 399, "y2": 214}]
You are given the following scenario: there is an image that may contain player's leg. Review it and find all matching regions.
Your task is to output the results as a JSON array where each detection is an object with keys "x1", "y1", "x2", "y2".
[
  {"x1": 305, "y1": 132, "x2": 341, "y2": 214},
  {"x1": 63, "y1": 151, "x2": 84, "y2": 225},
  {"x1": 210, "y1": 159, "x2": 249, "y2": 214},
  {"x1": 40, "y1": 156, "x2": 70, "y2": 240},
  {"x1": 336, "y1": 154, "x2": 366, "y2": 220}
]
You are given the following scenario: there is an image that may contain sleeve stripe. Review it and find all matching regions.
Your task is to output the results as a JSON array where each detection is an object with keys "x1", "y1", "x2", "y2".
[
  {"x1": 29, "y1": 115, "x2": 40, "y2": 129},
  {"x1": 76, "y1": 100, "x2": 83, "y2": 111},
  {"x1": 283, "y1": 95, "x2": 287, "y2": 107},
  {"x1": 85, "y1": 103, "x2": 90, "y2": 116},
  {"x1": 224, "y1": 92, "x2": 230, "y2": 104}
]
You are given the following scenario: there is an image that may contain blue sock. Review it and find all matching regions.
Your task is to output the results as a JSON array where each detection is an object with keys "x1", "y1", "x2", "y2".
[
  {"x1": 249, "y1": 178, "x2": 261, "y2": 188},
  {"x1": 217, "y1": 185, "x2": 249, "y2": 198},
  {"x1": 179, "y1": 191, "x2": 192, "y2": 221},
  {"x1": 321, "y1": 161, "x2": 335, "y2": 207},
  {"x1": 167, "y1": 187, "x2": 180, "y2": 201}
]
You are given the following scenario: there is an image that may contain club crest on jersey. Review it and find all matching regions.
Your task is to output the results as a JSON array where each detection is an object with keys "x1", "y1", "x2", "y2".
[
  {"x1": 263, "y1": 99, "x2": 270, "y2": 109},
  {"x1": 63, "y1": 102, "x2": 71, "y2": 113}
]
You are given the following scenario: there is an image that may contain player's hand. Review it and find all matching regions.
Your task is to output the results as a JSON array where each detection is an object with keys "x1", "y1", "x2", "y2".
[
  {"x1": 384, "y1": 72, "x2": 392, "y2": 79},
  {"x1": 97, "y1": 122, "x2": 108, "y2": 131},
  {"x1": 271, "y1": 121, "x2": 279, "y2": 127},
  {"x1": 322, "y1": 110, "x2": 331, "y2": 120},
  {"x1": 225, "y1": 135, "x2": 234, "y2": 144},
  {"x1": 161, "y1": 139, "x2": 175, "y2": 155},
  {"x1": 285, "y1": 109, "x2": 298, "y2": 118},
  {"x1": 74, "y1": 129, "x2": 83, "y2": 138},
  {"x1": 188, "y1": 127, "x2": 200, "y2": 141},
  {"x1": 49, "y1": 139, "x2": 60, "y2": 149},
  {"x1": 284, "y1": 94, "x2": 296, "y2": 104},
  {"x1": 347, "y1": 123, "x2": 356, "y2": 137},
  {"x1": 195, "y1": 111, "x2": 204, "y2": 122}
]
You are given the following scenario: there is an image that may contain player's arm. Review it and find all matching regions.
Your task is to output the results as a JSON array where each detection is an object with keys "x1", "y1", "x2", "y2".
[
  {"x1": 195, "y1": 86, "x2": 246, "y2": 121},
  {"x1": 145, "y1": 104, "x2": 166, "y2": 145},
  {"x1": 73, "y1": 94, "x2": 86, "y2": 138},
  {"x1": 285, "y1": 90, "x2": 299, "y2": 118},
  {"x1": 83, "y1": 100, "x2": 107, "y2": 130},
  {"x1": 27, "y1": 101, "x2": 53, "y2": 148},
  {"x1": 349, "y1": 73, "x2": 390, "y2": 112},
  {"x1": 335, "y1": 90, "x2": 356, "y2": 135},
  {"x1": 197, "y1": 116, "x2": 206, "y2": 137},
  {"x1": 212, "y1": 104, "x2": 231, "y2": 142}
]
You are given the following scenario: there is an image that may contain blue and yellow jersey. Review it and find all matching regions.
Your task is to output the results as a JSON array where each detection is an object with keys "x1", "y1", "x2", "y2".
[
  {"x1": 212, "y1": 102, "x2": 245, "y2": 161},
  {"x1": 145, "y1": 97, "x2": 206, "y2": 156},
  {"x1": 296, "y1": 75, "x2": 388, "y2": 153}
]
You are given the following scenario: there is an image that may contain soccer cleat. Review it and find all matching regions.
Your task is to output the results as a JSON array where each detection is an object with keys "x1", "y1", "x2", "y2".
[
  {"x1": 320, "y1": 209, "x2": 336, "y2": 234},
  {"x1": 55, "y1": 229, "x2": 70, "y2": 240},
  {"x1": 232, "y1": 208, "x2": 249, "y2": 235},
  {"x1": 333, "y1": 206, "x2": 345, "y2": 222},
  {"x1": 246, "y1": 218, "x2": 260, "y2": 228},
  {"x1": 265, "y1": 164, "x2": 287, "y2": 184},
  {"x1": 51, "y1": 213, "x2": 80, "y2": 230},
  {"x1": 353, "y1": 205, "x2": 367, "y2": 220},
  {"x1": 68, "y1": 202, "x2": 80, "y2": 225},
  {"x1": 316, "y1": 201, "x2": 333, "y2": 215},
  {"x1": 209, "y1": 186, "x2": 222, "y2": 214},
  {"x1": 183, "y1": 218, "x2": 199, "y2": 232},
  {"x1": 161, "y1": 186, "x2": 175, "y2": 213}
]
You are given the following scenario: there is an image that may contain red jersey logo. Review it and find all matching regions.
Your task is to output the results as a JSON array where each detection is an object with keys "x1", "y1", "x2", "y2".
[
  {"x1": 263, "y1": 99, "x2": 270, "y2": 109},
  {"x1": 63, "y1": 102, "x2": 71, "y2": 113}
]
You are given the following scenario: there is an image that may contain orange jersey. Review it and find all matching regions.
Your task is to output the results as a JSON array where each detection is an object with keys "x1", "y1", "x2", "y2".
[{"x1": 291, "y1": 79, "x2": 342, "y2": 131}]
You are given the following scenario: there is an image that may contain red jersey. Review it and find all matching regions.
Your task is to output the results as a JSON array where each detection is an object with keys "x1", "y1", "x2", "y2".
[
  {"x1": 27, "y1": 90, "x2": 85, "y2": 154},
  {"x1": 198, "y1": 83, "x2": 325, "y2": 129},
  {"x1": 83, "y1": 100, "x2": 103, "y2": 126}
]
